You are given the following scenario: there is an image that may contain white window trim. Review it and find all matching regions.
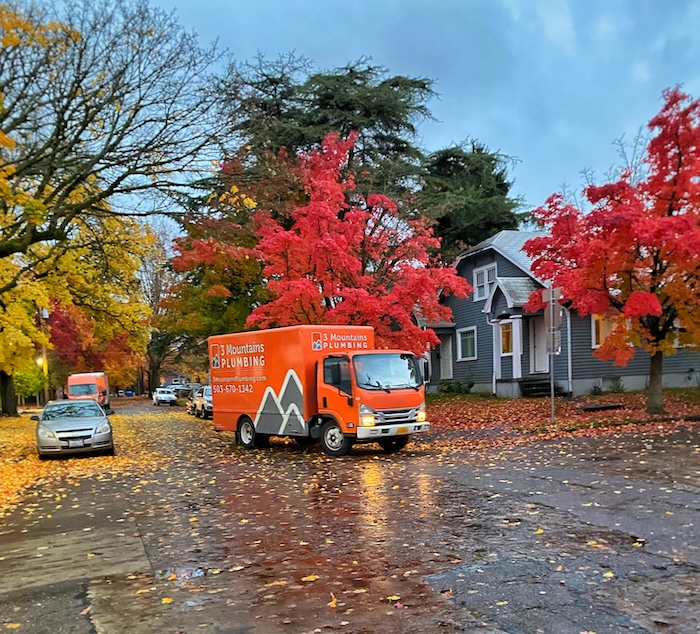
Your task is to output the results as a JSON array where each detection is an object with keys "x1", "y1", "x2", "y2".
[
  {"x1": 456, "y1": 326, "x2": 477, "y2": 361},
  {"x1": 591, "y1": 314, "x2": 619, "y2": 349},
  {"x1": 473, "y1": 264, "x2": 497, "y2": 301},
  {"x1": 500, "y1": 320, "x2": 514, "y2": 357}
]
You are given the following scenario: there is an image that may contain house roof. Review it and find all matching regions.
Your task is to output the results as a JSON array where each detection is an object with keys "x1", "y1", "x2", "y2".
[
  {"x1": 483, "y1": 277, "x2": 541, "y2": 313},
  {"x1": 454, "y1": 230, "x2": 546, "y2": 282}
]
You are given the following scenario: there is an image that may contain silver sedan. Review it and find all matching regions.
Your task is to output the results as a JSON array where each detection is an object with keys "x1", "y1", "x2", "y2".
[{"x1": 33, "y1": 400, "x2": 115, "y2": 459}]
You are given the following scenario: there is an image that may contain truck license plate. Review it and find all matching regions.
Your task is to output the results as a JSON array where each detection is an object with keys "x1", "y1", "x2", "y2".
[{"x1": 397, "y1": 426, "x2": 408, "y2": 435}]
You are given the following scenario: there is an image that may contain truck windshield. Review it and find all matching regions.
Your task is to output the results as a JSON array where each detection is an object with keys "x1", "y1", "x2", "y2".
[
  {"x1": 69, "y1": 383, "x2": 97, "y2": 396},
  {"x1": 353, "y1": 353, "x2": 422, "y2": 391}
]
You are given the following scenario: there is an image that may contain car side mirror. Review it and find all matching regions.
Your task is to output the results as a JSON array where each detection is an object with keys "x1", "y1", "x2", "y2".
[
  {"x1": 30, "y1": 415, "x2": 40, "y2": 421},
  {"x1": 105, "y1": 409, "x2": 115, "y2": 415}
]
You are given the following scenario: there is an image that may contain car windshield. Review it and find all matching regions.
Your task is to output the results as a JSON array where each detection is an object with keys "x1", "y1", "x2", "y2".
[
  {"x1": 42, "y1": 403, "x2": 104, "y2": 420},
  {"x1": 157, "y1": 389, "x2": 174, "y2": 394},
  {"x1": 204, "y1": 386, "x2": 211, "y2": 396},
  {"x1": 68, "y1": 383, "x2": 97, "y2": 396},
  {"x1": 353, "y1": 353, "x2": 422, "y2": 390}
]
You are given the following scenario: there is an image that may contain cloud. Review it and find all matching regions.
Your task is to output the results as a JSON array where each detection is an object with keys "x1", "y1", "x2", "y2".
[{"x1": 501, "y1": 0, "x2": 577, "y2": 55}]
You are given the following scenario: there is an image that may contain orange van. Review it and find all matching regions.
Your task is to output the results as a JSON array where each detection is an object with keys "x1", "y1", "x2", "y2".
[
  {"x1": 208, "y1": 325, "x2": 429, "y2": 456},
  {"x1": 66, "y1": 372, "x2": 110, "y2": 408}
]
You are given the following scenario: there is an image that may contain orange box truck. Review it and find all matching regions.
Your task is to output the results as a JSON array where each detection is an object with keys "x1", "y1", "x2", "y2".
[
  {"x1": 66, "y1": 372, "x2": 110, "y2": 408},
  {"x1": 208, "y1": 325, "x2": 429, "y2": 456}
]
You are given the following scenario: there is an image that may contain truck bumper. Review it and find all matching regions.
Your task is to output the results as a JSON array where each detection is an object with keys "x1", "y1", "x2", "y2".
[{"x1": 356, "y1": 422, "x2": 430, "y2": 440}]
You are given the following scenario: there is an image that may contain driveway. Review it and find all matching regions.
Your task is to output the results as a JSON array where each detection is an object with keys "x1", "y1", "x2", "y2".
[{"x1": 0, "y1": 401, "x2": 697, "y2": 633}]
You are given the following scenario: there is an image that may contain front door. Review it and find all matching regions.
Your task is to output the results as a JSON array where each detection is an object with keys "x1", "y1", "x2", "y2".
[
  {"x1": 530, "y1": 317, "x2": 549, "y2": 373},
  {"x1": 317, "y1": 356, "x2": 356, "y2": 431},
  {"x1": 439, "y1": 335, "x2": 453, "y2": 380}
]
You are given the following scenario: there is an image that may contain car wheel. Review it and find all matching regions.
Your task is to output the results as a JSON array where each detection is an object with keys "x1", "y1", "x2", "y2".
[
  {"x1": 320, "y1": 420, "x2": 353, "y2": 457},
  {"x1": 169, "y1": 401, "x2": 175, "y2": 406},
  {"x1": 378, "y1": 436, "x2": 410, "y2": 453},
  {"x1": 155, "y1": 400, "x2": 160, "y2": 406},
  {"x1": 104, "y1": 446, "x2": 115, "y2": 456},
  {"x1": 38, "y1": 453, "x2": 49, "y2": 461}
]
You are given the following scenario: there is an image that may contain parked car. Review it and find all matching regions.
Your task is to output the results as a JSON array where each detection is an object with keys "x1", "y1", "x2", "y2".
[
  {"x1": 185, "y1": 388, "x2": 198, "y2": 415},
  {"x1": 153, "y1": 387, "x2": 177, "y2": 406},
  {"x1": 193, "y1": 385, "x2": 213, "y2": 419},
  {"x1": 33, "y1": 400, "x2": 114, "y2": 459}
]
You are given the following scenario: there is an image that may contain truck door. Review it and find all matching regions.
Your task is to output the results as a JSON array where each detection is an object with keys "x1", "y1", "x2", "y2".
[{"x1": 317, "y1": 356, "x2": 356, "y2": 431}]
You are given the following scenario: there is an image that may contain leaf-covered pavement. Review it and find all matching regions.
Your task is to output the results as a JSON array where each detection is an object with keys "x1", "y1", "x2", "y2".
[{"x1": 0, "y1": 395, "x2": 699, "y2": 632}]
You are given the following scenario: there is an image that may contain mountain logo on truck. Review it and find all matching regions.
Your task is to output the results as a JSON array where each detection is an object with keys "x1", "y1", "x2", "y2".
[
  {"x1": 254, "y1": 370, "x2": 307, "y2": 436},
  {"x1": 211, "y1": 344, "x2": 221, "y2": 369},
  {"x1": 312, "y1": 332, "x2": 323, "y2": 351}
]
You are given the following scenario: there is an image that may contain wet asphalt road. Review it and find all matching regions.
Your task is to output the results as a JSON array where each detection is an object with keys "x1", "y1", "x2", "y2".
[{"x1": 0, "y1": 401, "x2": 698, "y2": 633}]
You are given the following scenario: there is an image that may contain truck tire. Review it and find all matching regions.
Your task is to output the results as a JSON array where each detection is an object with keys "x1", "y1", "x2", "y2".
[
  {"x1": 237, "y1": 417, "x2": 258, "y2": 449},
  {"x1": 378, "y1": 436, "x2": 410, "y2": 453},
  {"x1": 320, "y1": 421, "x2": 353, "y2": 457}
]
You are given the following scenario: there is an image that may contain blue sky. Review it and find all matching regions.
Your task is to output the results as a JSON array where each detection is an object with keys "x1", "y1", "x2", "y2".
[{"x1": 153, "y1": 0, "x2": 700, "y2": 211}]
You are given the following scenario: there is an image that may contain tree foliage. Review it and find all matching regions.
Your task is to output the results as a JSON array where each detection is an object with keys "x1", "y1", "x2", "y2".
[
  {"x1": 524, "y1": 87, "x2": 700, "y2": 414},
  {"x1": 247, "y1": 133, "x2": 470, "y2": 354},
  {"x1": 220, "y1": 55, "x2": 434, "y2": 201},
  {"x1": 418, "y1": 142, "x2": 522, "y2": 262},
  {"x1": 0, "y1": 0, "x2": 221, "y2": 282}
]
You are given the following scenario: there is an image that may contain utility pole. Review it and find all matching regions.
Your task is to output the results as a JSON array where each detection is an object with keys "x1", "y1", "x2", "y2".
[
  {"x1": 37, "y1": 307, "x2": 50, "y2": 404},
  {"x1": 543, "y1": 287, "x2": 563, "y2": 425}
]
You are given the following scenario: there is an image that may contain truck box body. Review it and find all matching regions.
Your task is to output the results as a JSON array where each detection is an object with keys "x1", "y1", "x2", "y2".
[
  {"x1": 66, "y1": 372, "x2": 110, "y2": 408},
  {"x1": 209, "y1": 325, "x2": 429, "y2": 455}
]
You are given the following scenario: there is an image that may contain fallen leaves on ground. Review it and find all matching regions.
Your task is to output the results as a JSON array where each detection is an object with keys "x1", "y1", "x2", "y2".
[
  {"x1": 0, "y1": 404, "x2": 170, "y2": 517},
  {"x1": 423, "y1": 388, "x2": 700, "y2": 453}
]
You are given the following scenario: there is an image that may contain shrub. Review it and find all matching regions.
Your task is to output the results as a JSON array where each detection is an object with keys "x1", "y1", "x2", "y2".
[{"x1": 438, "y1": 379, "x2": 474, "y2": 394}]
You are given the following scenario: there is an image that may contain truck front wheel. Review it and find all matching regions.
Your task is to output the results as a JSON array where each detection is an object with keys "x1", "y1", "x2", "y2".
[{"x1": 320, "y1": 421, "x2": 353, "y2": 457}]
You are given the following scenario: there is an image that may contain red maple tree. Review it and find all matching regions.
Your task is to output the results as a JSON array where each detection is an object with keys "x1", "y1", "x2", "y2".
[
  {"x1": 525, "y1": 87, "x2": 700, "y2": 413},
  {"x1": 247, "y1": 132, "x2": 470, "y2": 354}
]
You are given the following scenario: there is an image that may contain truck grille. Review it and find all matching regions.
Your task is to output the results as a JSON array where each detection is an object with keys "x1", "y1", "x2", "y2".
[{"x1": 375, "y1": 407, "x2": 418, "y2": 426}]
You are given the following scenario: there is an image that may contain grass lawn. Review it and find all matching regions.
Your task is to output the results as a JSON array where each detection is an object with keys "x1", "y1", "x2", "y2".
[{"x1": 425, "y1": 386, "x2": 700, "y2": 446}]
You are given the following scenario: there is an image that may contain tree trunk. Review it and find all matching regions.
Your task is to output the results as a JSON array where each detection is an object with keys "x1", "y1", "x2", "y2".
[
  {"x1": 0, "y1": 371, "x2": 18, "y2": 416},
  {"x1": 148, "y1": 364, "x2": 160, "y2": 396},
  {"x1": 647, "y1": 351, "x2": 664, "y2": 414}
]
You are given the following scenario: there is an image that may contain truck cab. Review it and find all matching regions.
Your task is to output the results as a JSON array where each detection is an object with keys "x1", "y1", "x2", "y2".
[{"x1": 315, "y1": 351, "x2": 428, "y2": 455}]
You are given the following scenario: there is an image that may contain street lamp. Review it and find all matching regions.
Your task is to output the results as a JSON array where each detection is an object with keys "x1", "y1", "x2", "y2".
[{"x1": 36, "y1": 349, "x2": 49, "y2": 405}]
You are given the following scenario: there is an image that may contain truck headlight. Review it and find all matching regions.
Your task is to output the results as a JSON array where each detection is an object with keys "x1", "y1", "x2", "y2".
[
  {"x1": 416, "y1": 403, "x2": 427, "y2": 423},
  {"x1": 359, "y1": 404, "x2": 376, "y2": 427}
]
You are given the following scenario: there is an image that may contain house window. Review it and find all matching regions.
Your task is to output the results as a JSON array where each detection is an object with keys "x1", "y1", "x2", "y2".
[
  {"x1": 501, "y1": 321, "x2": 513, "y2": 355},
  {"x1": 473, "y1": 264, "x2": 497, "y2": 301},
  {"x1": 457, "y1": 327, "x2": 477, "y2": 361},
  {"x1": 591, "y1": 314, "x2": 614, "y2": 348}
]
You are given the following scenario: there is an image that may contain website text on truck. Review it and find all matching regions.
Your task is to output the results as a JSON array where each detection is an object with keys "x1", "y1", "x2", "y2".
[{"x1": 208, "y1": 325, "x2": 430, "y2": 456}]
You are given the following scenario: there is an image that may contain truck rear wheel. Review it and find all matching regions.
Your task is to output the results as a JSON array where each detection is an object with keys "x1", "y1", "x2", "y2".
[
  {"x1": 320, "y1": 421, "x2": 353, "y2": 457},
  {"x1": 237, "y1": 417, "x2": 261, "y2": 449},
  {"x1": 378, "y1": 436, "x2": 410, "y2": 453}
]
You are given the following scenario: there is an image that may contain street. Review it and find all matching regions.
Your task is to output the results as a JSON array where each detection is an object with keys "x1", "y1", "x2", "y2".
[{"x1": 0, "y1": 400, "x2": 698, "y2": 633}]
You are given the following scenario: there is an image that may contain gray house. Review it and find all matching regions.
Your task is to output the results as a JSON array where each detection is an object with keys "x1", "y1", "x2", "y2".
[{"x1": 428, "y1": 230, "x2": 700, "y2": 397}]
